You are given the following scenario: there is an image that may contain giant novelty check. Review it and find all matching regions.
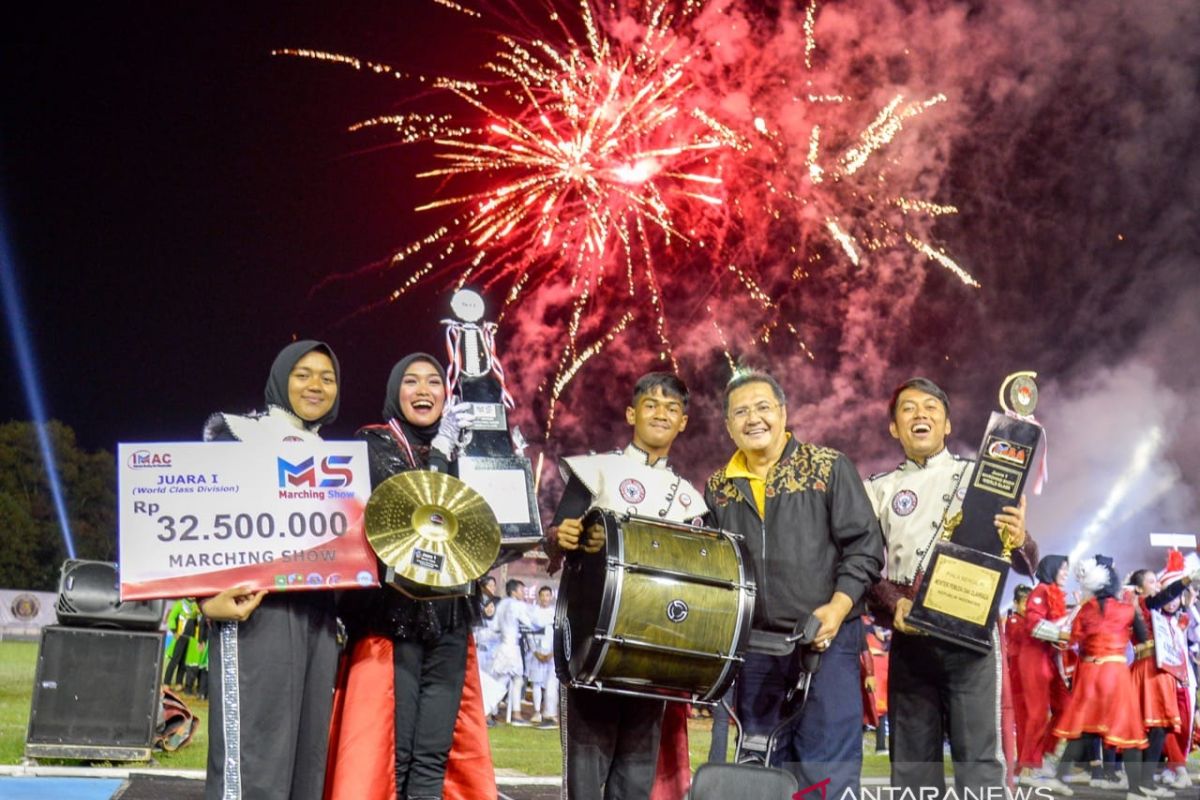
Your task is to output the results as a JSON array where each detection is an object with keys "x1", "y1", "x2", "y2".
[{"x1": 118, "y1": 441, "x2": 380, "y2": 600}]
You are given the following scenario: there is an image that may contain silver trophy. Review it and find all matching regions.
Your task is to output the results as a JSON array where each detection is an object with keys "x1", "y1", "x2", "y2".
[{"x1": 444, "y1": 289, "x2": 543, "y2": 547}]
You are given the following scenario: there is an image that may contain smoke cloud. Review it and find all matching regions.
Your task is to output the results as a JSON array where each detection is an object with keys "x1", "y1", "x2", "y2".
[{"x1": 333, "y1": 0, "x2": 1199, "y2": 564}]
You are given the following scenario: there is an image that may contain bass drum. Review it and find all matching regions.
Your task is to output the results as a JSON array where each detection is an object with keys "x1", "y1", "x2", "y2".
[{"x1": 555, "y1": 511, "x2": 755, "y2": 704}]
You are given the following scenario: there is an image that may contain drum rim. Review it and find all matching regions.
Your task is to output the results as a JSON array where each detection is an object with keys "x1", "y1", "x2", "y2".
[{"x1": 577, "y1": 509, "x2": 621, "y2": 686}]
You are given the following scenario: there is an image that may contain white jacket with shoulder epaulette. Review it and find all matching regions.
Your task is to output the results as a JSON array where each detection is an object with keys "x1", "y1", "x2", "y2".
[
  {"x1": 863, "y1": 447, "x2": 972, "y2": 586},
  {"x1": 561, "y1": 443, "x2": 707, "y2": 523}
]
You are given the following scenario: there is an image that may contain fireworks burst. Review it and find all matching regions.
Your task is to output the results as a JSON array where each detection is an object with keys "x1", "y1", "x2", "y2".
[{"x1": 278, "y1": 0, "x2": 975, "y2": 432}]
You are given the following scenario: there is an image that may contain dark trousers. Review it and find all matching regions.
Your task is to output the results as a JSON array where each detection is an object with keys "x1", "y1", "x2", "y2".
[
  {"x1": 707, "y1": 688, "x2": 733, "y2": 763},
  {"x1": 165, "y1": 634, "x2": 192, "y2": 686},
  {"x1": 206, "y1": 593, "x2": 338, "y2": 800},
  {"x1": 888, "y1": 628, "x2": 1005, "y2": 792},
  {"x1": 183, "y1": 665, "x2": 199, "y2": 694},
  {"x1": 734, "y1": 618, "x2": 864, "y2": 798},
  {"x1": 564, "y1": 687, "x2": 665, "y2": 800},
  {"x1": 392, "y1": 625, "x2": 469, "y2": 800},
  {"x1": 1059, "y1": 734, "x2": 1145, "y2": 788}
]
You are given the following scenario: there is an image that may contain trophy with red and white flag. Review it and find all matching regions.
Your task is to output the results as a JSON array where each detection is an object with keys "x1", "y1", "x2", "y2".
[{"x1": 442, "y1": 288, "x2": 543, "y2": 548}]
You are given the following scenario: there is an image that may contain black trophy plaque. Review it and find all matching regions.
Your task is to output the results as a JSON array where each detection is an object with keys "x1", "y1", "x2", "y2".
[
  {"x1": 907, "y1": 373, "x2": 1043, "y2": 653},
  {"x1": 445, "y1": 289, "x2": 543, "y2": 547}
]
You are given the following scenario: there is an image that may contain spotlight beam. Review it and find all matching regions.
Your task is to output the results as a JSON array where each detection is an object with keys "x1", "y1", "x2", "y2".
[
  {"x1": 1068, "y1": 426, "x2": 1164, "y2": 565},
  {"x1": 0, "y1": 204, "x2": 77, "y2": 559}
]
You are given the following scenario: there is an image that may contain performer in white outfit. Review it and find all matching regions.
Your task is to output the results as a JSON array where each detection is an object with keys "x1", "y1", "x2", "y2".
[
  {"x1": 493, "y1": 579, "x2": 533, "y2": 724},
  {"x1": 472, "y1": 599, "x2": 506, "y2": 721},
  {"x1": 526, "y1": 586, "x2": 559, "y2": 727}
]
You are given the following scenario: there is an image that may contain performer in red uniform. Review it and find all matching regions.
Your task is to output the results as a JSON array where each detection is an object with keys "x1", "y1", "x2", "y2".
[
  {"x1": 1005, "y1": 585, "x2": 1033, "y2": 761},
  {"x1": 1017, "y1": 556, "x2": 1071, "y2": 778},
  {"x1": 865, "y1": 619, "x2": 891, "y2": 754},
  {"x1": 1135, "y1": 554, "x2": 1200, "y2": 791},
  {"x1": 1128, "y1": 565, "x2": 1183, "y2": 797},
  {"x1": 1052, "y1": 556, "x2": 1152, "y2": 795}
]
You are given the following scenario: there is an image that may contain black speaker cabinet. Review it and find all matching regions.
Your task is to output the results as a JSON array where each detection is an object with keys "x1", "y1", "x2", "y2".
[
  {"x1": 56, "y1": 559, "x2": 165, "y2": 630},
  {"x1": 25, "y1": 625, "x2": 164, "y2": 760}
]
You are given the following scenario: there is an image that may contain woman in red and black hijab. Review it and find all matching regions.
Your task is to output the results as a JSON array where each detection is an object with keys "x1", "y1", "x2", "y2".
[{"x1": 325, "y1": 353, "x2": 495, "y2": 800}]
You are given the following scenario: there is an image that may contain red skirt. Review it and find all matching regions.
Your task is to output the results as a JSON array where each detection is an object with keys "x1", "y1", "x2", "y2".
[
  {"x1": 1052, "y1": 658, "x2": 1147, "y2": 749},
  {"x1": 873, "y1": 653, "x2": 889, "y2": 715},
  {"x1": 1130, "y1": 657, "x2": 1182, "y2": 731},
  {"x1": 650, "y1": 703, "x2": 691, "y2": 800},
  {"x1": 324, "y1": 633, "x2": 497, "y2": 800}
]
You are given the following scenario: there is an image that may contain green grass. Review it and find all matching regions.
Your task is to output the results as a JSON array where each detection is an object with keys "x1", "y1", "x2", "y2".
[
  {"x1": 0, "y1": 640, "x2": 210, "y2": 769},
  {"x1": 0, "y1": 641, "x2": 37, "y2": 765},
  {"x1": 1, "y1": 640, "x2": 892, "y2": 776}
]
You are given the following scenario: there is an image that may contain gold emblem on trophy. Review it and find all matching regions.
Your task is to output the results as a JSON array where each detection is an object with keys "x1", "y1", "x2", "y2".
[{"x1": 1000, "y1": 371, "x2": 1039, "y2": 417}]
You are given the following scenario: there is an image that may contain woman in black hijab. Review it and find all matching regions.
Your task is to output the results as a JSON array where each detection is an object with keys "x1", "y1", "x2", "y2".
[
  {"x1": 200, "y1": 340, "x2": 341, "y2": 800},
  {"x1": 327, "y1": 353, "x2": 490, "y2": 800},
  {"x1": 204, "y1": 339, "x2": 341, "y2": 443}
]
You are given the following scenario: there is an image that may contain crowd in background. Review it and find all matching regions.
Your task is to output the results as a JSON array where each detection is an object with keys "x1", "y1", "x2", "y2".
[
  {"x1": 163, "y1": 596, "x2": 209, "y2": 701},
  {"x1": 996, "y1": 552, "x2": 1200, "y2": 793},
  {"x1": 855, "y1": 552, "x2": 1200, "y2": 795},
  {"x1": 472, "y1": 574, "x2": 560, "y2": 729}
]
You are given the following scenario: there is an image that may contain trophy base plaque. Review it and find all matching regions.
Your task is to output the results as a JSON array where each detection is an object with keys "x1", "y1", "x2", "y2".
[
  {"x1": 906, "y1": 540, "x2": 1009, "y2": 654},
  {"x1": 456, "y1": 455, "x2": 543, "y2": 545}
]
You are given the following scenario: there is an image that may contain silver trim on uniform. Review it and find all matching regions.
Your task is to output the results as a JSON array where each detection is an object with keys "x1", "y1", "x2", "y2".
[
  {"x1": 915, "y1": 464, "x2": 969, "y2": 576},
  {"x1": 990, "y1": 625, "x2": 1007, "y2": 785},
  {"x1": 218, "y1": 620, "x2": 243, "y2": 800}
]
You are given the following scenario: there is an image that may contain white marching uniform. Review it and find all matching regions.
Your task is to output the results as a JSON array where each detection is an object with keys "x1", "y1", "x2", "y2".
[
  {"x1": 864, "y1": 447, "x2": 1006, "y2": 791},
  {"x1": 493, "y1": 596, "x2": 532, "y2": 678},
  {"x1": 864, "y1": 446, "x2": 972, "y2": 585},
  {"x1": 556, "y1": 443, "x2": 708, "y2": 800},
  {"x1": 526, "y1": 603, "x2": 557, "y2": 685},
  {"x1": 561, "y1": 444, "x2": 709, "y2": 524}
]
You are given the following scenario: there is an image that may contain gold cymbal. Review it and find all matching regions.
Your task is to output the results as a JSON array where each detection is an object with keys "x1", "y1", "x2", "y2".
[{"x1": 365, "y1": 471, "x2": 501, "y2": 587}]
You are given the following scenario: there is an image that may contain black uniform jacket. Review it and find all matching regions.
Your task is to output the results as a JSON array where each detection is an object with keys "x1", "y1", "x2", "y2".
[{"x1": 705, "y1": 435, "x2": 884, "y2": 633}]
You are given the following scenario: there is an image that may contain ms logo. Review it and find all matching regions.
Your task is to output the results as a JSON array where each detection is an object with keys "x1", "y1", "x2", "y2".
[{"x1": 277, "y1": 455, "x2": 353, "y2": 488}]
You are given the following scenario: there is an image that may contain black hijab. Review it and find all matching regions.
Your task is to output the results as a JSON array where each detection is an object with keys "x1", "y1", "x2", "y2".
[
  {"x1": 383, "y1": 353, "x2": 446, "y2": 446},
  {"x1": 264, "y1": 340, "x2": 341, "y2": 428},
  {"x1": 1035, "y1": 554, "x2": 1068, "y2": 586}
]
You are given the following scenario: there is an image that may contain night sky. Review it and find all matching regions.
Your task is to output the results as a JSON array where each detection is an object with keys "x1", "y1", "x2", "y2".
[
  {"x1": 3, "y1": 1, "x2": 1199, "y2": 571},
  {"x1": 1, "y1": 4, "x2": 469, "y2": 447}
]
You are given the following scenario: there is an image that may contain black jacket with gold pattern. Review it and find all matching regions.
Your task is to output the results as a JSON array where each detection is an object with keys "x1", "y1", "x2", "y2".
[{"x1": 705, "y1": 435, "x2": 884, "y2": 633}]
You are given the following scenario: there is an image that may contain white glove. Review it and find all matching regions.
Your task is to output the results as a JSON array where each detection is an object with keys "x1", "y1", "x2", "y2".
[
  {"x1": 431, "y1": 402, "x2": 476, "y2": 459},
  {"x1": 1188, "y1": 568, "x2": 1200, "y2": 586}
]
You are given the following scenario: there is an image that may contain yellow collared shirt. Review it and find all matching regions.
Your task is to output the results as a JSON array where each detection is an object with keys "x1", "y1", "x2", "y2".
[{"x1": 724, "y1": 433, "x2": 796, "y2": 517}]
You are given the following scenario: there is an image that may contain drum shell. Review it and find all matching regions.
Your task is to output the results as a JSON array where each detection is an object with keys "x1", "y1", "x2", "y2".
[{"x1": 559, "y1": 514, "x2": 754, "y2": 702}]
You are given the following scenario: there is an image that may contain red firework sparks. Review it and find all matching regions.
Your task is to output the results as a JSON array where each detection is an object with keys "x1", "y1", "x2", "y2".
[{"x1": 278, "y1": 0, "x2": 975, "y2": 430}]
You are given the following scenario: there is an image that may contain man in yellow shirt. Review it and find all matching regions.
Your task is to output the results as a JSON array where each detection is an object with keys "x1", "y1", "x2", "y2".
[{"x1": 705, "y1": 369, "x2": 883, "y2": 796}]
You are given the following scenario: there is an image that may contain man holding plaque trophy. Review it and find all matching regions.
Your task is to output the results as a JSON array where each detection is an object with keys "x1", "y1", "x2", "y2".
[{"x1": 866, "y1": 376, "x2": 1042, "y2": 793}]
